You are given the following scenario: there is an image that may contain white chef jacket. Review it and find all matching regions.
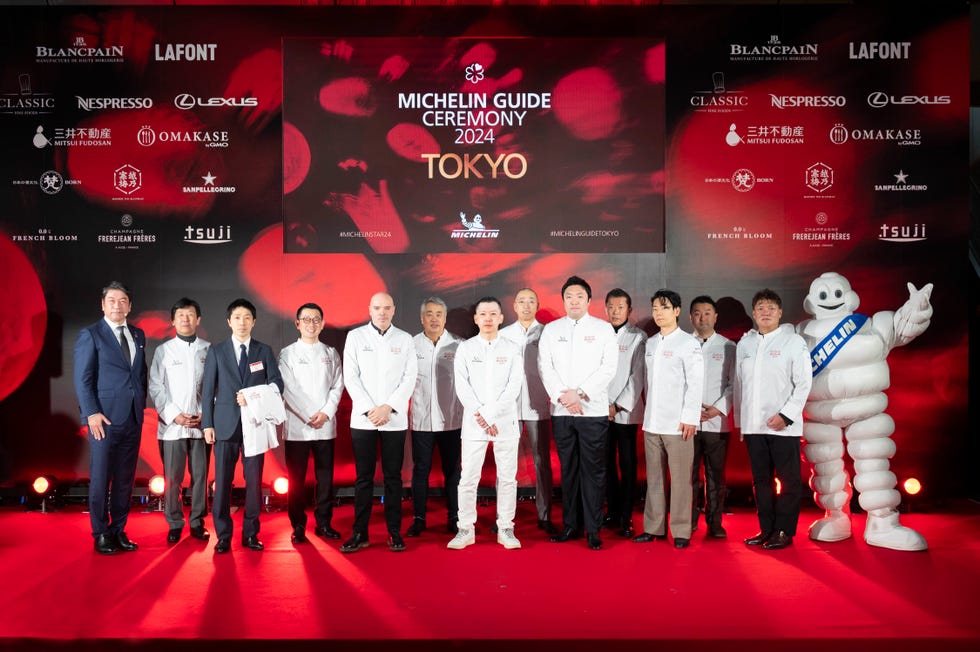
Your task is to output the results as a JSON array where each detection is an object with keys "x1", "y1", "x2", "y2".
[
  {"x1": 411, "y1": 331, "x2": 463, "y2": 431},
  {"x1": 538, "y1": 314, "x2": 619, "y2": 418},
  {"x1": 642, "y1": 328, "x2": 704, "y2": 435},
  {"x1": 734, "y1": 324, "x2": 812, "y2": 437},
  {"x1": 499, "y1": 320, "x2": 550, "y2": 420},
  {"x1": 607, "y1": 323, "x2": 647, "y2": 425},
  {"x1": 454, "y1": 335, "x2": 523, "y2": 441},
  {"x1": 696, "y1": 332, "x2": 736, "y2": 433},
  {"x1": 278, "y1": 339, "x2": 344, "y2": 441},
  {"x1": 344, "y1": 323, "x2": 418, "y2": 431},
  {"x1": 240, "y1": 383, "x2": 284, "y2": 456},
  {"x1": 148, "y1": 336, "x2": 211, "y2": 440}
]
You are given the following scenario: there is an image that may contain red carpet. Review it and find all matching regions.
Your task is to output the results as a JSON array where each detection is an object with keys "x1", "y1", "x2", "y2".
[{"x1": 2, "y1": 500, "x2": 979, "y2": 652}]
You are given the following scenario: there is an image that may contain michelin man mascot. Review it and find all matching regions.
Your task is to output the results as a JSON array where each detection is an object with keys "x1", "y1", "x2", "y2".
[{"x1": 797, "y1": 272, "x2": 933, "y2": 551}]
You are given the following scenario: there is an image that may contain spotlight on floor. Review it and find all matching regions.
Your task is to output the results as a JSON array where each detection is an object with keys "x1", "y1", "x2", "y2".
[
  {"x1": 28, "y1": 475, "x2": 59, "y2": 512},
  {"x1": 903, "y1": 477, "x2": 922, "y2": 496},
  {"x1": 142, "y1": 475, "x2": 165, "y2": 512},
  {"x1": 273, "y1": 476, "x2": 289, "y2": 496},
  {"x1": 263, "y1": 477, "x2": 289, "y2": 512},
  {"x1": 149, "y1": 474, "x2": 166, "y2": 496}
]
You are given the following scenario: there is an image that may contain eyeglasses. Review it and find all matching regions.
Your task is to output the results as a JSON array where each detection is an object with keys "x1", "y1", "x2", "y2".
[{"x1": 298, "y1": 317, "x2": 323, "y2": 324}]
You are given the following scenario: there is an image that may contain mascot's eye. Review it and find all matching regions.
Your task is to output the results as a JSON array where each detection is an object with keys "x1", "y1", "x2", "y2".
[
  {"x1": 819, "y1": 291, "x2": 828, "y2": 300},
  {"x1": 834, "y1": 290, "x2": 843, "y2": 298}
]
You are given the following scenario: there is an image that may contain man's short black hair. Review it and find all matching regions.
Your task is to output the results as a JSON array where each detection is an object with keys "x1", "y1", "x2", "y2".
[
  {"x1": 651, "y1": 289, "x2": 682, "y2": 310},
  {"x1": 474, "y1": 296, "x2": 503, "y2": 313},
  {"x1": 689, "y1": 295, "x2": 717, "y2": 312},
  {"x1": 605, "y1": 288, "x2": 632, "y2": 308},
  {"x1": 561, "y1": 275, "x2": 592, "y2": 300},
  {"x1": 101, "y1": 281, "x2": 131, "y2": 302},
  {"x1": 170, "y1": 297, "x2": 201, "y2": 321},
  {"x1": 226, "y1": 298, "x2": 257, "y2": 320},
  {"x1": 751, "y1": 288, "x2": 782, "y2": 309},
  {"x1": 296, "y1": 302, "x2": 323, "y2": 320}
]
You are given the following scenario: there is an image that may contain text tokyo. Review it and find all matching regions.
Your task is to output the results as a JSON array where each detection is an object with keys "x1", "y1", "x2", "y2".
[{"x1": 421, "y1": 153, "x2": 527, "y2": 180}]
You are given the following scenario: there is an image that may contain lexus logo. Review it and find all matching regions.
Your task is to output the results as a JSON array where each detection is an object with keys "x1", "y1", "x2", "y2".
[
  {"x1": 866, "y1": 92, "x2": 951, "y2": 108},
  {"x1": 174, "y1": 93, "x2": 259, "y2": 110}
]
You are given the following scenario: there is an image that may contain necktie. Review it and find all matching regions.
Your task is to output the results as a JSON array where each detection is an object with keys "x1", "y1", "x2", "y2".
[
  {"x1": 239, "y1": 343, "x2": 248, "y2": 384},
  {"x1": 117, "y1": 326, "x2": 131, "y2": 366}
]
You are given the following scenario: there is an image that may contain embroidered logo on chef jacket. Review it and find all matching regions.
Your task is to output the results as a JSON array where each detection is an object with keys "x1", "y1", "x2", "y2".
[
  {"x1": 495, "y1": 356, "x2": 509, "y2": 365},
  {"x1": 711, "y1": 352, "x2": 724, "y2": 361},
  {"x1": 769, "y1": 350, "x2": 782, "y2": 359},
  {"x1": 584, "y1": 335, "x2": 596, "y2": 343},
  {"x1": 390, "y1": 347, "x2": 402, "y2": 354}
]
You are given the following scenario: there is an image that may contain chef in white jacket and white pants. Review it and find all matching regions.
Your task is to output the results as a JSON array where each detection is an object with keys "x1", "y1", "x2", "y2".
[
  {"x1": 279, "y1": 302, "x2": 344, "y2": 544},
  {"x1": 341, "y1": 292, "x2": 418, "y2": 553},
  {"x1": 148, "y1": 297, "x2": 211, "y2": 544},
  {"x1": 448, "y1": 296, "x2": 524, "y2": 550}
]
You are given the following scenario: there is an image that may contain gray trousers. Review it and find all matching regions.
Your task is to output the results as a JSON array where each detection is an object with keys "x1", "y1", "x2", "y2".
[
  {"x1": 519, "y1": 419, "x2": 553, "y2": 521},
  {"x1": 642, "y1": 432, "x2": 695, "y2": 539},
  {"x1": 159, "y1": 438, "x2": 211, "y2": 530}
]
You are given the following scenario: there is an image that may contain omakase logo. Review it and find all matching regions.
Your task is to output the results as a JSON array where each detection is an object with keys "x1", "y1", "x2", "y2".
[
  {"x1": 452, "y1": 211, "x2": 500, "y2": 239},
  {"x1": 830, "y1": 123, "x2": 921, "y2": 147},
  {"x1": 1, "y1": 74, "x2": 55, "y2": 116},
  {"x1": 137, "y1": 125, "x2": 230, "y2": 148},
  {"x1": 36, "y1": 36, "x2": 124, "y2": 64}
]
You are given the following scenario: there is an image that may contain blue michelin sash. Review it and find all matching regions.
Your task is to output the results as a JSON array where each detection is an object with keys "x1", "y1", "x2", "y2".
[{"x1": 810, "y1": 313, "x2": 868, "y2": 376}]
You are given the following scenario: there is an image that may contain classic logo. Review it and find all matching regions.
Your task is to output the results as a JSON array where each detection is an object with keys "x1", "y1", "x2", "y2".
[
  {"x1": 690, "y1": 72, "x2": 748, "y2": 113},
  {"x1": 1, "y1": 74, "x2": 55, "y2": 115}
]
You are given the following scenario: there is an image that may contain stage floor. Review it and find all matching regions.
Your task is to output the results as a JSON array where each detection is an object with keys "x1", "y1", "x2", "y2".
[{"x1": 1, "y1": 499, "x2": 979, "y2": 652}]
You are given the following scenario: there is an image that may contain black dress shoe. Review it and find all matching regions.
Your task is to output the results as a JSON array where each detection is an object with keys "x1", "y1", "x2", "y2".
[
  {"x1": 167, "y1": 528, "x2": 181, "y2": 544},
  {"x1": 550, "y1": 526, "x2": 582, "y2": 543},
  {"x1": 762, "y1": 531, "x2": 793, "y2": 550},
  {"x1": 94, "y1": 534, "x2": 119, "y2": 555},
  {"x1": 189, "y1": 526, "x2": 210, "y2": 541},
  {"x1": 314, "y1": 525, "x2": 341, "y2": 539},
  {"x1": 340, "y1": 532, "x2": 369, "y2": 553},
  {"x1": 619, "y1": 522, "x2": 635, "y2": 538},
  {"x1": 538, "y1": 519, "x2": 558, "y2": 536},
  {"x1": 707, "y1": 525, "x2": 727, "y2": 539},
  {"x1": 601, "y1": 514, "x2": 617, "y2": 528},
  {"x1": 242, "y1": 535, "x2": 264, "y2": 551},
  {"x1": 115, "y1": 532, "x2": 138, "y2": 552},
  {"x1": 587, "y1": 532, "x2": 602, "y2": 550},
  {"x1": 632, "y1": 532, "x2": 667, "y2": 543},
  {"x1": 214, "y1": 539, "x2": 231, "y2": 554},
  {"x1": 291, "y1": 526, "x2": 307, "y2": 544},
  {"x1": 405, "y1": 520, "x2": 425, "y2": 537},
  {"x1": 744, "y1": 531, "x2": 772, "y2": 546},
  {"x1": 674, "y1": 537, "x2": 691, "y2": 549},
  {"x1": 388, "y1": 533, "x2": 406, "y2": 552}
]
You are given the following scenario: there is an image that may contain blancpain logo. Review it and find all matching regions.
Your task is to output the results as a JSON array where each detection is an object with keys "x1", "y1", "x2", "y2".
[
  {"x1": 182, "y1": 172, "x2": 236, "y2": 194},
  {"x1": 154, "y1": 43, "x2": 217, "y2": 61},
  {"x1": 866, "y1": 92, "x2": 950, "y2": 108},
  {"x1": 690, "y1": 72, "x2": 748, "y2": 113},
  {"x1": 770, "y1": 94, "x2": 846, "y2": 109},
  {"x1": 184, "y1": 224, "x2": 232, "y2": 244},
  {"x1": 875, "y1": 170, "x2": 928, "y2": 192},
  {"x1": 730, "y1": 35, "x2": 818, "y2": 62},
  {"x1": 1, "y1": 74, "x2": 55, "y2": 115},
  {"x1": 452, "y1": 211, "x2": 500, "y2": 239},
  {"x1": 174, "y1": 94, "x2": 259, "y2": 110},
  {"x1": 849, "y1": 41, "x2": 910, "y2": 60},
  {"x1": 77, "y1": 97, "x2": 153, "y2": 111},
  {"x1": 36, "y1": 37, "x2": 124, "y2": 64}
]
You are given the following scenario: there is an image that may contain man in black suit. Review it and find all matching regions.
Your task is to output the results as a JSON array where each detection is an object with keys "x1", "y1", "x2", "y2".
[
  {"x1": 73, "y1": 281, "x2": 148, "y2": 555},
  {"x1": 202, "y1": 298, "x2": 283, "y2": 554}
]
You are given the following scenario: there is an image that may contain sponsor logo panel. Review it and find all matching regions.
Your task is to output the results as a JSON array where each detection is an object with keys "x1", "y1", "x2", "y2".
[{"x1": 1, "y1": 74, "x2": 55, "y2": 116}]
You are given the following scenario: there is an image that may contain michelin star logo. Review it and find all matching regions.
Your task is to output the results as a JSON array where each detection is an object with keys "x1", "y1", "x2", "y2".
[{"x1": 452, "y1": 211, "x2": 499, "y2": 239}]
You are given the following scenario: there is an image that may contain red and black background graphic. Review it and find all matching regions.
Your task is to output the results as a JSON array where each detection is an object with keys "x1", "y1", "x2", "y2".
[{"x1": 0, "y1": 5, "x2": 969, "y2": 497}]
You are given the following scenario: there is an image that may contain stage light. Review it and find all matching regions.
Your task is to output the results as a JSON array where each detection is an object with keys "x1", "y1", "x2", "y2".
[
  {"x1": 32, "y1": 476, "x2": 52, "y2": 495},
  {"x1": 273, "y1": 476, "x2": 289, "y2": 495},
  {"x1": 903, "y1": 478, "x2": 922, "y2": 496},
  {"x1": 27, "y1": 475, "x2": 59, "y2": 513},
  {"x1": 148, "y1": 475, "x2": 166, "y2": 496},
  {"x1": 775, "y1": 478, "x2": 782, "y2": 495}
]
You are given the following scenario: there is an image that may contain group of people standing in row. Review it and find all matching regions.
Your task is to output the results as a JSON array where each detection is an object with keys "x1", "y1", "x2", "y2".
[{"x1": 74, "y1": 276, "x2": 811, "y2": 556}]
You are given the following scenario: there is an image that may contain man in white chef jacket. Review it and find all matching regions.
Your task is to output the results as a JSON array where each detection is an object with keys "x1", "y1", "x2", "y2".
[
  {"x1": 688, "y1": 295, "x2": 735, "y2": 539},
  {"x1": 407, "y1": 297, "x2": 463, "y2": 537},
  {"x1": 148, "y1": 297, "x2": 211, "y2": 544},
  {"x1": 447, "y1": 297, "x2": 524, "y2": 550},
  {"x1": 603, "y1": 288, "x2": 647, "y2": 539},
  {"x1": 279, "y1": 302, "x2": 344, "y2": 544},
  {"x1": 341, "y1": 292, "x2": 418, "y2": 553},
  {"x1": 538, "y1": 276, "x2": 619, "y2": 551},
  {"x1": 500, "y1": 288, "x2": 557, "y2": 536},
  {"x1": 633, "y1": 289, "x2": 704, "y2": 549}
]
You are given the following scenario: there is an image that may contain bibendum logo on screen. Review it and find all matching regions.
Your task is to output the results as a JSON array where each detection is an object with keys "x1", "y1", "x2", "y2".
[{"x1": 451, "y1": 212, "x2": 500, "y2": 239}]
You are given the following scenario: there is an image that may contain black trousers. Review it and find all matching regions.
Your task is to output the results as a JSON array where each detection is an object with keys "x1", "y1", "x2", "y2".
[
  {"x1": 159, "y1": 438, "x2": 211, "y2": 530},
  {"x1": 284, "y1": 439, "x2": 335, "y2": 530},
  {"x1": 213, "y1": 429, "x2": 264, "y2": 542},
  {"x1": 88, "y1": 410, "x2": 140, "y2": 537},
  {"x1": 552, "y1": 415, "x2": 608, "y2": 534},
  {"x1": 691, "y1": 431, "x2": 730, "y2": 529},
  {"x1": 409, "y1": 428, "x2": 461, "y2": 523},
  {"x1": 745, "y1": 434, "x2": 801, "y2": 536},
  {"x1": 351, "y1": 428, "x2": 406, "y2": 536},
  {"x1": 604, "y1": 421, "x2": 638, "y2": 523}
]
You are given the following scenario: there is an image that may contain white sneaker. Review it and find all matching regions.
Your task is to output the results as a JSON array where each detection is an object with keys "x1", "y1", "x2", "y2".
[
  {"x1": 447, "y1": 528, "x2": 475, "y2": 550},
  {"x1": 497, "y1": 528, "x2": 521, "y2": 550}
]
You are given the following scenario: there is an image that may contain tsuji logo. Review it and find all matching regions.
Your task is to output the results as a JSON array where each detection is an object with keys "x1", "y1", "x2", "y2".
[{"x1": 174, "y1": 94, "x2": 258, "y2": 110}]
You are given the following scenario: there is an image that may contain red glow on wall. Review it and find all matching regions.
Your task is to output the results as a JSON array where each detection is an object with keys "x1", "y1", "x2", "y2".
[
  {"x1": 283, "y1": 121, "x2": 311, "y2": 195},
  {"x1": 552, "y1": 67, "x2": 622, "y2": 141},
  {"x1": 0, "y1": 235, "x2": 47, "y2": 402}
]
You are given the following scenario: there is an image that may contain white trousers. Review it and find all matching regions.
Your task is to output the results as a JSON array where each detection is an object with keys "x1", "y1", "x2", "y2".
[{"x1": 457, "y1": 437, "x2": 519, "y2": 531}]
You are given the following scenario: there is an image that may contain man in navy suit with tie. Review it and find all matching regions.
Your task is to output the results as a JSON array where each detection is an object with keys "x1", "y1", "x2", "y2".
[
  {"x1": 73, "y1": 281, "x2": 148, "y2": 555},
  {"x1": 201, "y1": 298, "x2": 283, "y2": 554}
]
